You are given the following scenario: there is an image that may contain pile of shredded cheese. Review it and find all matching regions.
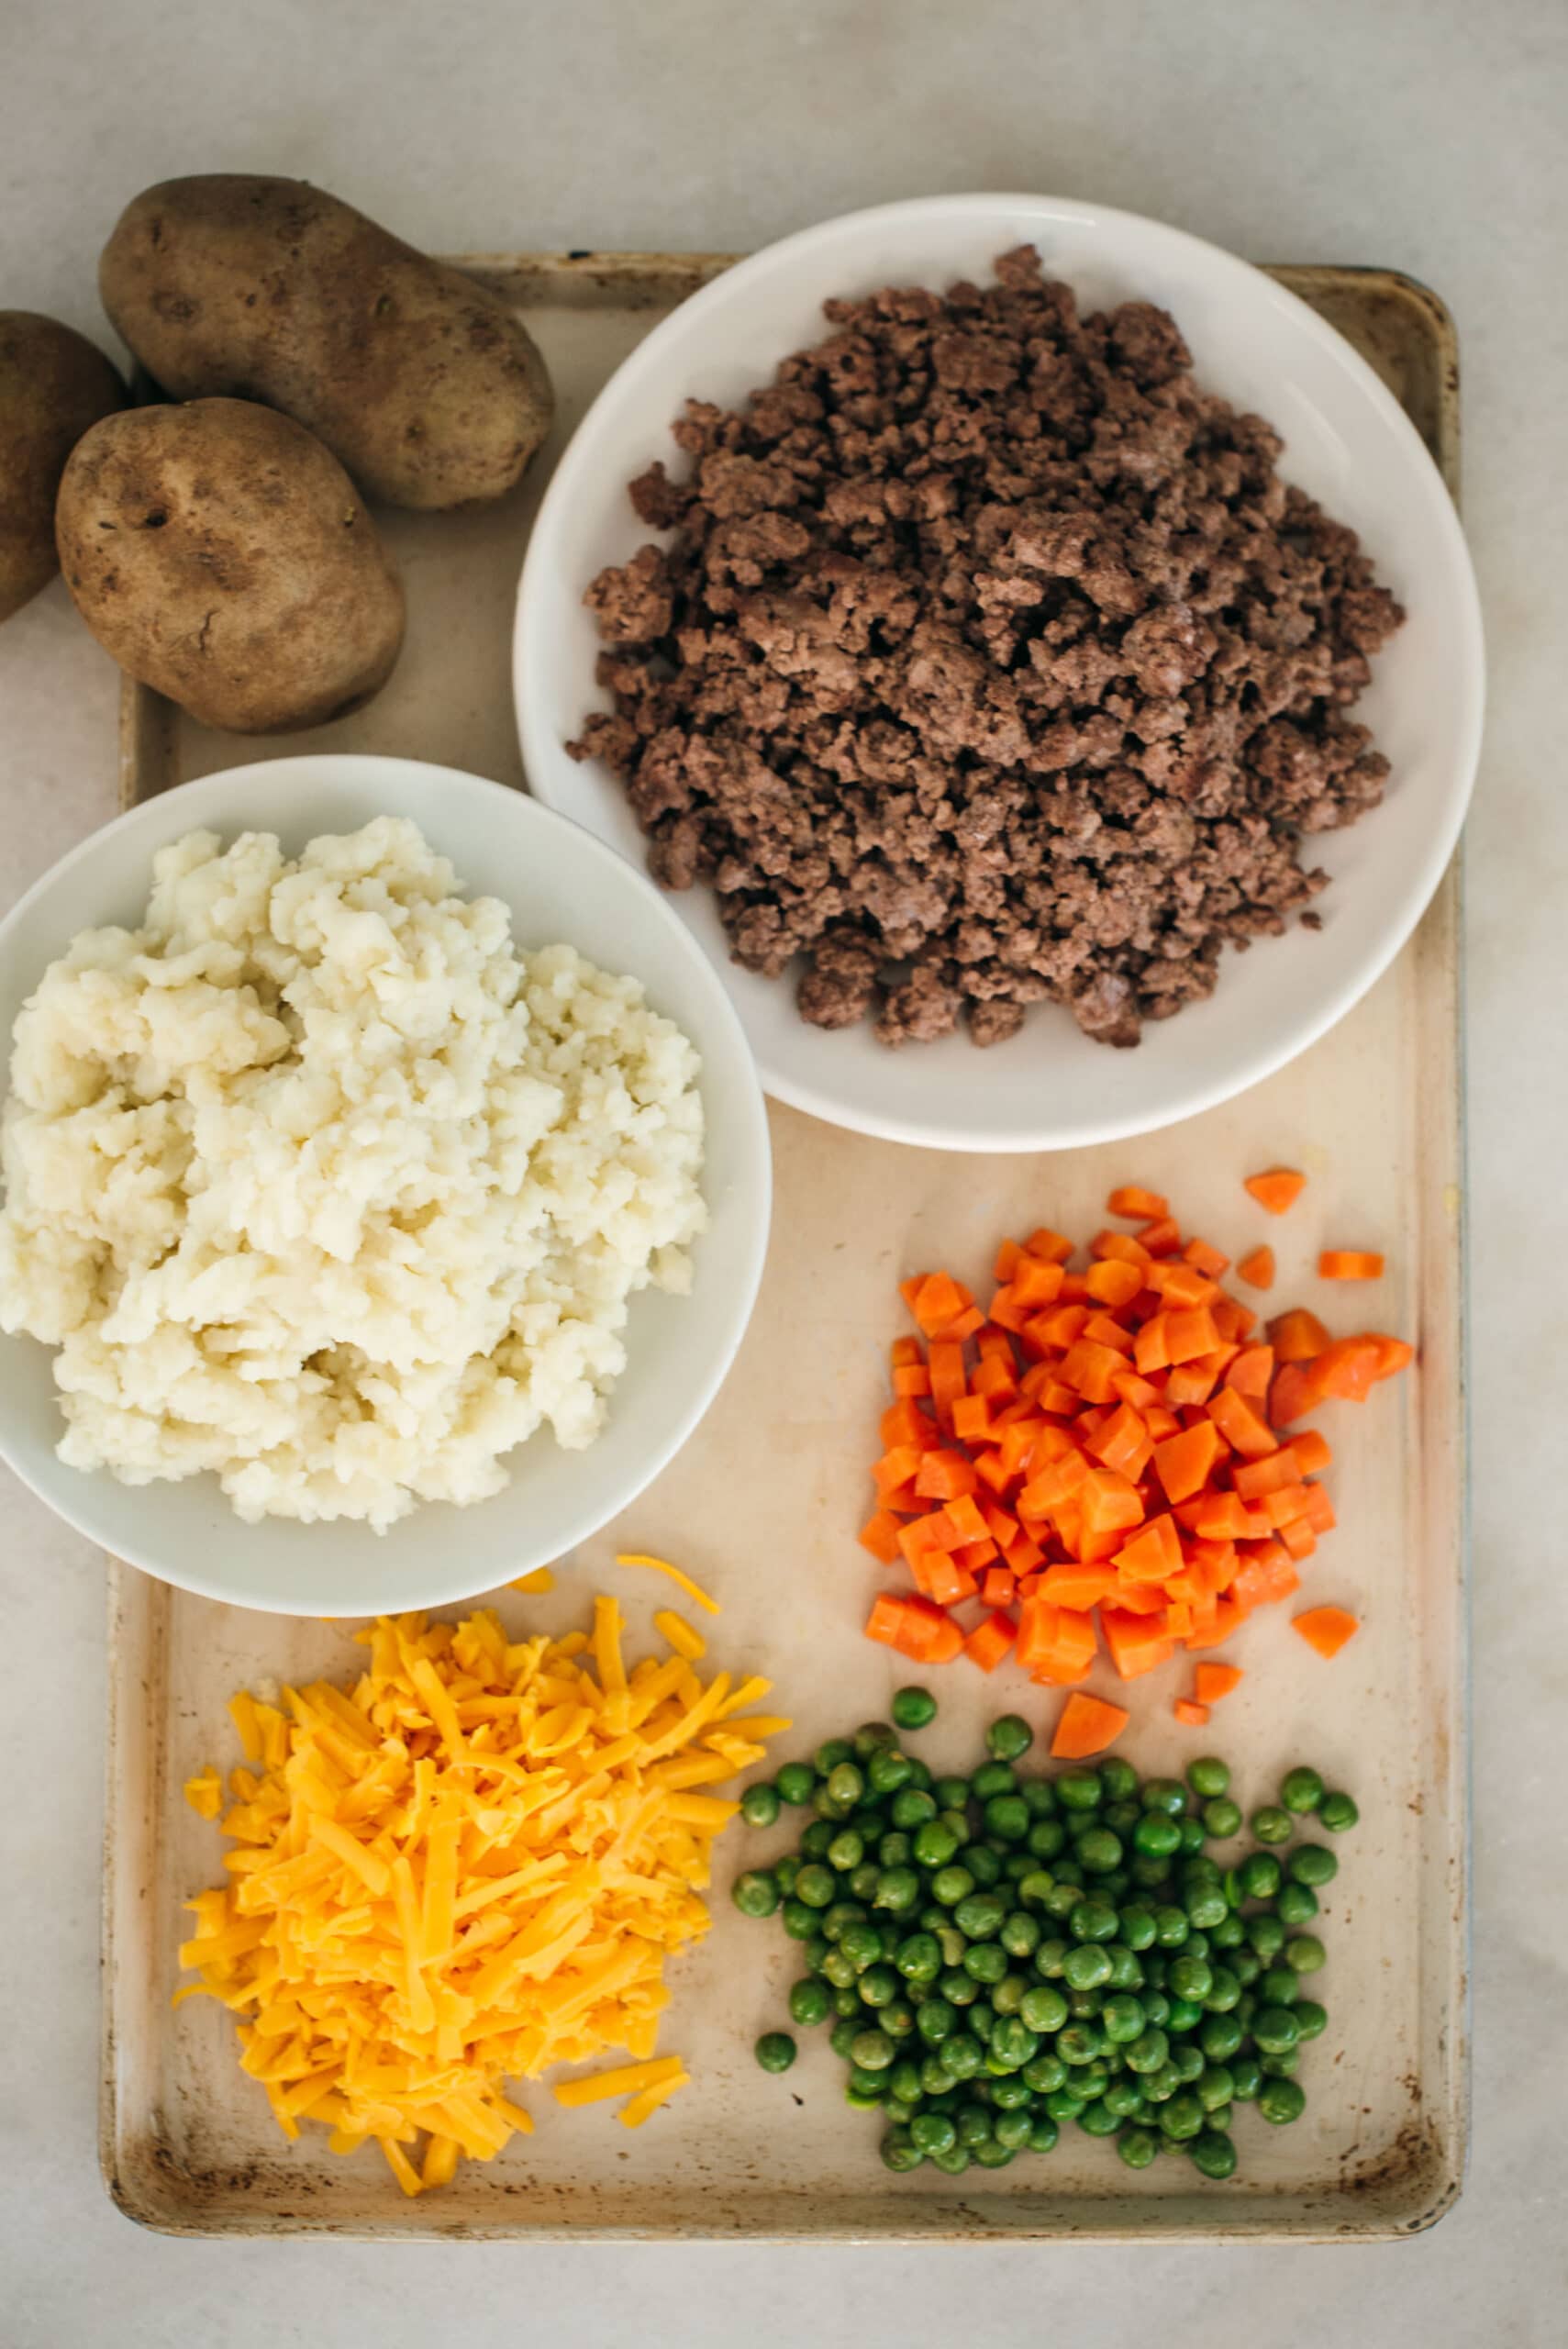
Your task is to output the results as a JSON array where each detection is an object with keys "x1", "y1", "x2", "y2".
[{"x1": 178, "y1": 1586, "x2": 784, "y2": 2195}]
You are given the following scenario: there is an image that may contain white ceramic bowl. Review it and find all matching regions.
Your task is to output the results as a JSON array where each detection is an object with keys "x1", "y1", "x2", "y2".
[
  {"x1": 516, "y1": 194, "x2": 1484, "y2": 1152},
  {"x1": 0, "y1": 756, "x2": 771, "y2": 1614}
]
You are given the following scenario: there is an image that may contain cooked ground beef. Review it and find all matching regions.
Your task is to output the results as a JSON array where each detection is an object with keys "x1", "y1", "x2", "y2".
[{"x1": 568, "y1": 246, "x2": 1404, "y2": 1050}]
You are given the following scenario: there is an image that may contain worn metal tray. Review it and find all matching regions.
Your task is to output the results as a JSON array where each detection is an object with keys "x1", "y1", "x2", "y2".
[{"x1": 100, "y1": 254, "x2": 1467, "y2": 2240}]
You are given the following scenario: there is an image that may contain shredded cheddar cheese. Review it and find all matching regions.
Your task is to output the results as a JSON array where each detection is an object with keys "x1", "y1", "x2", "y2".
[
  {"x1": 615, "y1": 1553, "x2": 721, "y2": 1614},
  {"x1": 177, "y1": 1598, "x2": 780, "y2": 2191},
  {"x1": 509, "y1": 1569, "x2": 555, "y2": 1594}
]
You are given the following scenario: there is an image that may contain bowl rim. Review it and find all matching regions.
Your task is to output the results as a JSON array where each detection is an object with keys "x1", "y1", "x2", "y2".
[
  {"x1": 514, "y1": 190, "x2": 1485, "y2": 1152},
  {"x1": 0, "y1": 753, "x2": 773, "y2": 1611}
]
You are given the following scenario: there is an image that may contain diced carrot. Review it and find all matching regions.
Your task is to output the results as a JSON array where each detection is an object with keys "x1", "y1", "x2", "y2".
[
  {"x1": 1035, "y1": 1562, "x2": 1120, "y2": 1610},
  {"x1": 865, "y1": 1594, "x2": 911, "y2": 1649},
  {"x1": 858, "y1": 1511, "x2": 904, "y2": 1564},
  {"x1": 1184, "y1": 1237, "x2": 1231, "y2": 1278},
  {"x1": 1010, "y1": 1256, "x2": 1067, "y2": 1311},
  {"x1": 1086, "y1": 1258, "x2": 1143, "y2": 1309},
  {"x1": 1369, "y1": 1333, "x2": 1415, "y2": 1379},
  {"x1": 921, "y1": 1551, "x2": 981, "y2": 1608},
  {"x1": 1211, "y1": 1297, "x2": 1258, "y2": 1341},
  {"x1": 1143, "y1": 1404, "x2": 1181, "y2": 1441},
  {"x1": 951, "y1": 1395, "x2": 993, "y2": 1445},
  {"x1": 1082, "y1": 1312, "x2": 1137, "y2": 1355},
  {"x1": 1024, "y1": 1227, "x2": 1074, "y2": 1265},
  {"x1": 1111, "y1": 1577, "x2": 1168, "y2": 1617},
  {"x1": 1085, "y1": 1402, "x2": 1151, "y2": 1480},
  {"x1": 1184, "y1": 1597, "x2": 1246, "y2": 1650},
  {"x1": 1051, "y1": 1692, "x2": 1129, "y2": 1759},
  {"x1": 880, "y1": 1402, "x2": 929, "y2": 1453},
  {"x1": 1051, "y1": 1609, "x2": 1098, "y2": 1670},
  {"x1": 1277, "y1": 1518, "x2": 1317, "y2": 1564},
  {"x1": 982, "y1": 1565, "x2": 1018, "y2": 1609},
  {"x1": 1234, "y1": 1449, "x2": 1296, "y2": 1499},
  {"x1": 1207, "y1": 1386, "x2": 1279, "y2": 1460},
  {"x1": 1302, "y1": 1335, "x2": 1386, "y2": 1406},
  {"x1": 943, "y1": 1494, "x2": 990, "y2": 1548},
  {"x1": 1319, "y1": 1250, "x2": 1385, "y2": 1282},
  {"x1": 1015, "y1": 1597, "x2": 1060, "y2": 1672},
  {"x1": 1291, "y1": 1428, "x2": 1331, "y2": 1475},
  {"x1": 973, "y1": 1450, "x2": 1012, "y2": 1497},
  {"x1": 1037, "y1": 1378, "x2": 1082, "y2": 1417},
  {"x1": 1164, "y1": 1359, "x2": 1221, "y2": 1408},
  {"x1": 1077, "y1": 1467, "x2": 1145, "y2": 1540},
  {"x1": 927, "y1": 1339, "x2": 966, "y2": 1429},
  {"x1": 1236, "y1": 1244, "x2": 1275, "y2": 1291},
  {"x1": 963, "y1": 1609, "x2": 1018, "y2": 1673},
  {"x1": 1093, "y1": 1230, "x2": 1152, "y2": 1269},
  {"x1": 1018, "y1": 1449, "x2": 1089, "y2": 1523},
  {"x1": 1110, "y1": 1369, "x2": 1162, "y2": 1413},
  {"x1": 1194, "y1": 1492, "x2": 1272, "y2": 1542},
  {"x1": 1153, "y1": 1262, "x2": 1219, "y2": 1310},
  {"x1": 1303, "y1": 1483, "x2": 1336, "y2": 1534},
  {"x1": 994, "y1": 1237, "x2": 1023, "y2": 1284},
  {"x1": 1260, "y1": 1481, "x2": 1313, "y2": 1531},
  {"x1": 1100, "y1": 1609, "x2": 1174, "y2": 1680},
  {"x1": 1132, "y1": 1313, "x2": 1172, "y2": 1376},
  {"x1": 1136, "y1": 1217, "x2": 1182, "y2": 1258},
  {"x1": 1165, "y1": 1599, "x2": 1194, "y2": 1637},
  {"x1": 1108, "y1": 1185, "x2": 1167, "y2": 1219},
  {"x1": 891, "y1": 1334, "x2": 924, "y2": 1370},
  {"x1": 873, "y1": 1445, "x2": 925, "y2": 1497},
  {"x1": 1243, "y1": 1167, "x2": 1306, "y2": 1216},
  {"x1": 1195, "y1": 1662, "x2": 1244, "y2": 1703},
  {"x1": 1060, "y1": 1340, "x2": 1126, "y2": 1403},
  {"x1": 1292, "y1": 1605, "x2": 1360, "y2": 1659},
  {"x1": 1189, "y1": 1538, "x2": 1238, "y2": 1593},
  {"x1": 1032, "y1": 1303, "x2": 1089, "y2": 1352},
  {"x1": 892, "y1": 1362, "x2": 932, "y2": 1398},
  {"x1": 1270, "y1": 1364, "x2": 1316, "y2": 1423},
  {"x1": 1115, "y1": 1512, "x2": 1184, "y2": 1586},
  {"x1": 1270, "y1": 1308, "x2": 1330, "y2": 1362},
  {"x1": 1225, "y1": 1343, "x2": 1274, "y2": 1400},
  {"x1": 1151, "y1": 1419, "x2": 1222, "y2": 1505},
  {"x1": 1164, "y1": 1307, "x2": 1221, "y2": 1364},
  {"x1": 987, "y1": 1286, "x2": 1030, "y2": 1335},
  {"x1": 1173, "y1": 1698, "x2": 1210, "y2": 1726}
]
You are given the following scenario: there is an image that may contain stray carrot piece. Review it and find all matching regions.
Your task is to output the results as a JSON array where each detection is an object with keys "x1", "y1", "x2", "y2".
[
  {"x1": 1107, "y1": 1185, "x2": 1167, "y2": 1220},
  {"x1": 1243, "y1": 1167, "x2": 1307, "y2": 1216},
  {"x1": 963, "y1": 1610, "x2": 1018, "y2": 1673},
  {"x1": 1236, "y1": 1245, "x2": 1275, "y2": 1291},
  {"x1": 858, "y1": 1511, "x2": 903, "y2": 1564},
  {"x1": 1195, "y1": 1662, "x2": 1244, "y2": 1704},
  {"x1": 1184, "y1": 1237, "x2": 1231, "y2": 1279},
  {"x1": 1368, "y1": 1333, "x2": 1415, "y2": 1380},
  {"x1": 1303, "y1": 1335, "x2": 1386, "y2": 1406},
  {"x1": 1152, "y1": 1420, "x2": 1222, "y2": 1505},
  {"x1": 1135, "y1": 1216, "x2": 1182, "y2": 1259},
  {"x1": 1319, "y1": 1250, "x2": 1385, "y2": 1282},
  {"x1": 1269, "y1": 1308, "x2": 1330, "y2": 1362},
  {"x1": 1173, "y1": 1698, "x2": 1210, "y2": 1728},
  {"x1": 1051, "y1": 1691, "x2": 1129, "y2": 1759},
  {"x1": 1292, "y1": 1605, "x2": 1361, "y2": 1659},
  {"x1": 1225, "y1": 1343, "x2": 1274, "y2": 1400}
]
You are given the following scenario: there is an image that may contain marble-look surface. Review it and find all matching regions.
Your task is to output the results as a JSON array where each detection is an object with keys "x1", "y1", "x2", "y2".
[{"x1": 2, "y1": 4, "x2": 1563, "y2": 2343}]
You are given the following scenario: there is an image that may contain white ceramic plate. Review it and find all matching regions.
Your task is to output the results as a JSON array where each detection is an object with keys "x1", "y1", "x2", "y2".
[
  {"x1": 515, "y1": 194, "x2": 1484, "y2": 1152},
  {"x1": 0, "y1": 756, "x2": 771, "y2": 1614}
]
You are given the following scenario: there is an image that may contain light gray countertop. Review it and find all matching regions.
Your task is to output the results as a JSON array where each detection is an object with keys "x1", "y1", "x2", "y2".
[{"x1": 3, "y1": 3, "x2": 1564, "y2": 2342}]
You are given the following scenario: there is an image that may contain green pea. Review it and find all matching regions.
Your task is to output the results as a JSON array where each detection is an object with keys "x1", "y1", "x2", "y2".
[
  {"x1": 1284, "y1": 1934, "x2": 1326, "y2": 1975},
  {"x1": 984, "y1": 1795, "x2": 1031, "y2": 1843},
  {"x1": 1068, "y1": 2096, "x2": 1114, "y2": 2138},
  {"x1": 1277, "y1": 1881, "x2": 1319, "y2": 1927},
  {"x1": 1281, "y1": 1765, "x2": 1325, "y2": 1815},
  {"x1": 1033, "y1": 1937, "x2": 1068, "y2": 1980},
  {"x1": 902, "y1": 2108, "x2": 953, "y2": 2156},
  {"x1": 940, "y1": 1968, "x2": 979, "y2": 2009},
  {"x1": 1153, "y1": 1906, "x2": 1190, "y2": 1949},
  {"x1": 930, "y1": 1866, "x2": 973, "y2": 1909},
  {"x1": 1209, "y1": 1913, "x2": 1245, "y2": 1953},
  {"x1": 1230, "y1": 1949, "x2": 1261, "y2": 1988},
  {"x1": 929, "y1": 1777, "x2": 964, "y2": 1815},
  {"x1": 1074, "y1": 1828, "x2": 1123, "y2": 1876},
  {"x1": 775, "y1": 1761, "x2": 816, "y2": 1806},
  {"x1": 1069, "y1": 1898, "x2": 1119, "y2": 1944},
  {"x1": 1027, "y1": 1817, "x2": 1067, "y2": 1862},
  {"x1": 1253, "y1": 2004, "x2": 1301, "y2": 2054},
  {"x1": 846, "y1": 2067, "x2": 889, "y2": 2101},
  {"x1": 1022, "y1": 2114, "x2": 1057, "y2": 2155},
  {"x1": 788, "y1": 1977, "x2": 830, "y2": 2028},
  {"x1": 888, "y1": 1790, "x2": 935, "y2": 1832},
  {"x1": 1011, "y1": 1980, "x2": 1062, "y2": 2035},
  {"x1": 999, "y1": 1910, "x2": 1041, "y2": 1961},
  {"x1": 782, "y1": 1898, "x2": 820, "y2": 1940},
  {"x1": 883, "y1": 1998, "x2": 917, "y2": 2041},
  {"x1": 829, "y1": 2017, "x2": 860, "y2": 2060},
  {"x1": 1102, "y1": 2076, "x2": 1146, "y2": 2121},
  {"x1": 851, "y1": 2027, "x2": 896, "y2": 2072},
  {"x1": 954, "y1": 2101, "x2": 994, "y2": 2147},
  {"x1": 1051, "y1": 1856, "x2": 1085, "y2": 1888},
  {"x1": 1137, "y1": 1776, "x2": 1182, "y2": 1816},
  {"x1": 825, "y1": 1763, "x2": 862, "y2": 1812},
  {"x1": 1169, "y1": 1953, "x2": 1212, "y2": 2003},
  {"x1": 1062, "y1": 1943, "x2": 1112, "y2": 1992},
  {"x1": 973, "y1": 2139, "x2": 1018, "y2": 2169},
  {"x1": 835, "y1": 1920, "x2": 880, "y2": 1969},
  {"x1": 1201, "y1": 1798, "x2": 1242, "y2": 1841},
  {"x1": 1177, "y1": 1814, "x2": 1207, "y2": 1855},
  {"x1": 859, "y1": 1965, "x2": 900, "y2": 2009},
  {"x1": 1056, "y1": 1769, "x2": 1103, "y2": 1813},
  {"x1": 880, "y1": 2128, "x2": 923, "y2": 2171},
  {"x1": 989, "y1": 2016, "x2": 1040, "y2": 2072},
  {"x1": 1124, "y1": 2029, "x2": 1169, "y2": 2075},
  {"x1": 961, "y1": 1845, "x2": 1005, "y2": 1888},
  {"x1": 1191, "y1": 2128, "x2": 1237, "y2": 2179},
  {"x1": 1289, "y1": 1843, "x2": 1338, "y2": 1888},
  {"x1": 970, "y1": 1759, "x2": 1018, "y2": 1801},
  {"x1": 1067, "y1": 1987, "x2": 1102, "y2": 2021},
  {"x1": 1158, "y1": 2089, "x2": 1206, "y2": 2142},
  {"x1": 825, "y1": 1830, "x2": 863, "y2": 1875},
  {"x1": 754, "y1": 2032, "x2": 796, "y2": 2073},
  {"x1": 1293, "y1": 1998, "x2": 1329, "y2": 2042},
  {"x1": 1202, "y1": 1965, "x2": 1241, "y2": 2013},
  {"x1": 1056, "y1": 2022, "x2": 1105, "y2": 2068},
  {"x1": 914, "y1": 1996, "x2": 958, "y2": 2046},
  {"x1": 993, "y1": 1972, "x2": 1029, "y2": 2018},
  {"x1": 821, "y1": 1948, "x2": 856, "y2": 1991},
  {"x1": 895, "y1": 1932, "x2": 941, "y2": 1984},
  {"x1": 945, "y1": 2032, "x2": 984, "y2": 2081},
  {"x1": 1129, "y1": 1854, "x2": 1173, "y2": 1891},
  {"x1": 739, "y1": 1779, "x2": 781, "y2": 1829},
  {"x1": 731, "y1": 1869, "x2": 780, "y2": 1918},
  {"x1": 1258, "y1": 1966, "x2": 1299, "y2": 2007},
  {"x1": 1229, "y1": 2054, "x2": 1262, "y2": 2101},
  {"x1": 1247, "y1": 1911, "x2": 1285, "y2": 1961},
  {"x1": 1133, "y1": 1812, "x2": 1181, "y2": 1859},
  {"x1": 1141, "y1": 2061, "x2": 1181, "y2": 2104},
  {"x1": 1104, "y1": 1944, "x2": 1142, "y2": 1990},
  {"x1": 799, "y1": 1823, "x2": 835, "y2": 1865},
  {"x1": 1260, "y1": 2048, "x2": 1299, "y2": 2079},
  {"x1": 1196, "y1": 2061, "x2": 1235, "y2": 2111},
  {"x1": 1251, "y1": 1805, "x2": 1293, "y2": 1845},
  {"x1": 890, "y1": 1685, "x2": 936, "y2": 1732},
  {"x1": 918, "y1": 2056, "x2": 956, "y2": 2098},
  {"x1": 1086, "y1": 1756, "x2": 1130, "y2": 1802},
  {"x1": 1319, "y1": 1790, "x2": 1359, "y2": 1833},
  {"x1": 963, "y1": 1943, "x2": 1007, "y2": 1988},
  {"x1": 951, "y1": 1890, "x2": 1004, "y2": 1941},
  {"x1": 1118, "y1": 2124, "x2": 1159, "y2": 2169},
  {"x1": 1141, "y1": 1989, "x2": 1171, "y2": 2028},
  {"x1": 1184, "y1": 1886, "x2": 1229, "y2": 1931},
  {"x1": 868, "y1": 1752, "x2": 914, "y2": 1802},
  {"x1": 936, "y1": 1926, "x2": 967, "y2": 1968},
  {"x1": 773, "y1": 1856, "x2": 802, "y2": 1899},
  {"x1": 1185, "y1": 1756, "x2": 1230, "y2": 1799},
  {"x1": 984, "y1": 1713, "x2": 1033, "y2": 1762},
  {"x1": 1118, "y1": 1905, "x2": 1158, "y2": 1953},
  {"x1": 1258, "y1": 2076, "x2": 1307, "y2": 2125},
  {"x1": 1045, "y1": 2086, "x2": 1086, "y2": 2122},
  {"x1": 851, "y1": 1719, "x2": 896, "y2": 1759},
  {"x1": 1103, "y1": 1800, "x2": 1141, "y2": 1839},
  {"x1": 873, "y1": 1868, "x2": 921, "y2": 1916},
  {"x1": 1101, "y1": 1992, "x2": 1146, "y2": 2043},
  {"x1": 814, "y1": 1738, "x2": 853, "y2": 1776}
]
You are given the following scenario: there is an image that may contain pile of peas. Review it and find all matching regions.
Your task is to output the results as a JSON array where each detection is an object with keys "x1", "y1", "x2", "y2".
[{"x1": 732, "y1": 1691, "x2": 1355, "y2": 2180}]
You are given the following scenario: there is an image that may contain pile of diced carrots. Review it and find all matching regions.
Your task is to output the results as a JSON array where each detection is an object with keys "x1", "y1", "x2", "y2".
[{"x1": 861, "y1": 1184, "x2": 1411, "y2": 1697}]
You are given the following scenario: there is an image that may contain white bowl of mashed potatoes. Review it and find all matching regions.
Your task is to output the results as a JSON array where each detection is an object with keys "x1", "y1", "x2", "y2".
[{"x1": 0, "y1": 756, "x2": 771, "y2": 1614}]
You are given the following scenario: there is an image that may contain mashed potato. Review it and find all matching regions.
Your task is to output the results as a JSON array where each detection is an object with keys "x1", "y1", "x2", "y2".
[{"x1": 0, "y1": 817, "x2": 706, "y2": 1529}]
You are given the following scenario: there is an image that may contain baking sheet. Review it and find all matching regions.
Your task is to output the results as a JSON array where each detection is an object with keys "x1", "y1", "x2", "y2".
[{"x1": 100, "y1": 256, "x2": 1467, "y2": 2239}]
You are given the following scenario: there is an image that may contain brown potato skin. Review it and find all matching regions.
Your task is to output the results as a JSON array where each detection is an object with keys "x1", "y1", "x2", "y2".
[
  {"x1": 56, "y1": 397, "x2": 406, "y2": 733},
  {"x1": 0, "y1": 313, "x2": 126, "y2": 623},
  {"x1": 99, "y1": 176, "x2": 554, "y2": 510}
]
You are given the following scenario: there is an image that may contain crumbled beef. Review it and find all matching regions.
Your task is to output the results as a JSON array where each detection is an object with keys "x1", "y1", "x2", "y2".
[{"x1": 569, "y1": 245, "x2": 1405, "y2": 1049}]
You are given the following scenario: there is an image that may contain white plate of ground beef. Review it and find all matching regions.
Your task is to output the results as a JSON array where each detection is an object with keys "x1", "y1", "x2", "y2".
[{"x1": 515, "y1": 195, "x2": 1484, "y2": 1152}]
